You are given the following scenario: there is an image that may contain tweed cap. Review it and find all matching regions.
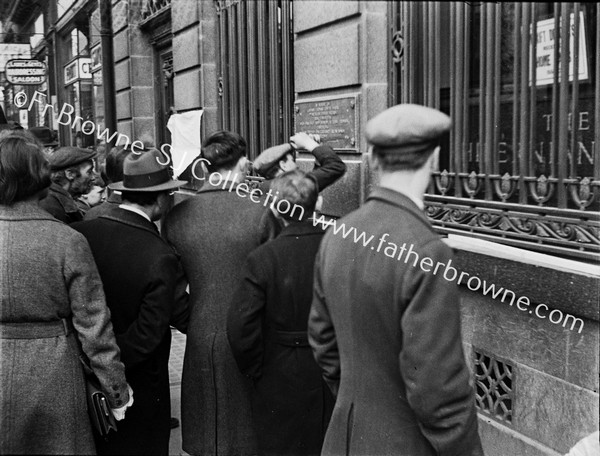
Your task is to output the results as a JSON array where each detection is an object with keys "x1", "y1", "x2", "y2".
[
  {"x1": 49, "y1": 146, "x2": 97, "y2": 171},
  {"x1": 253, "y1": 143, "x2": 294, "y2": 177},
  {"x1": 366, "y1": 104, "x2": 451, "y2": 154},
  {"x1": 109, "y1": 148, "x2": 187, "y2": 192}
]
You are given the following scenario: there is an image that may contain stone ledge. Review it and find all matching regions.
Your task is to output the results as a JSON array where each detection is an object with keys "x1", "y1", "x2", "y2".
[
  {"x1": 445, "y1": 235, "x2": 600, "y2": 322},
  {"x1": 478, "y1": 415, "x2": 561, "y2": 456},
  {"x1": 445, "y1": 234, "x2": 600, "y2": 277}
]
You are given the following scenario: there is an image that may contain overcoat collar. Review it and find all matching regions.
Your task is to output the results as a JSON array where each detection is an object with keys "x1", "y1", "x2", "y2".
[
  {"x1": 48, "y1": 182, "x2": 80, "y2": 214},
  {"x1": 198, "y1": 179, "x2": 250, "y2": 195},
  {"x1": 99, "y1": 207, "x2": 161, "y2": 240},
  {"x1": 0, "y1": 200, "x2": 59, "y2": 222},
  {"x1": 367, "y1": 186, "x2": 431, "y2": 227},
  {"x1": 279, "y1": 221, "x2": 325, "y2": 238}
]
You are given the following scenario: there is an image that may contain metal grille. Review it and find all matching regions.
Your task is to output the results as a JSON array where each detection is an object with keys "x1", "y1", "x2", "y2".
[
  {"x1": 474, "y1": 350, "x2": 514, "y2": 423},
  {"x1": 390, "y1": 2, "x2": 600, "y2": 261},
  {"x1": 141, "y1": 0, "x2": 172, "y2": 20},
  {"x1": 216, "y1": 0, "x2": 294, "y2": 160}
]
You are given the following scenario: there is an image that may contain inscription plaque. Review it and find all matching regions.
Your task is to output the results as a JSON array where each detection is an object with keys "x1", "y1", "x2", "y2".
[{"x1": 294, "y1": 95, "x2": 359, "y2": 152}]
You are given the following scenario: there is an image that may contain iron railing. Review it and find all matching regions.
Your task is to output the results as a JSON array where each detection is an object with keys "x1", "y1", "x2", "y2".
[
  {"x1": 216, "y1": 0, "x2": 294, "y2": 160},
  {"x1": 390, "y1": 2, "x2": 599, "y2": 261},
  {"x1": 141, "y1": 0, "x2": 172, "y2": 21}
]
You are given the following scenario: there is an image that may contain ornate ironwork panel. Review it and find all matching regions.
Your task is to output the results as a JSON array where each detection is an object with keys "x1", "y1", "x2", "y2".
[
  {"x1": 474, "y1": 350, "x2": 514, "y2": 423},
  {"x1": 141, "y1": 0, "x2": 172, "y2": 21},
  {"x1": 390, "y1": 2, "x2": 600, "y2": 261}
]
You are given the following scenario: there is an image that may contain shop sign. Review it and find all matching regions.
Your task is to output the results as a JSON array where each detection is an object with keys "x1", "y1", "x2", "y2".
[
  {"x1": 91, "y1": 45, "x2": 102, "y2": 71},
  {"x1": 5, "y1": 59, "x2": 46, "y2": 85},
  {"x1": 78, "y1": 58, "x2": 92, "y2": 79},
  {"x1": 0, "y1": 44, "x2": 31, "y2": 71},
  {"x1": 64, "y1": 58, "x2": 92, "y2": 85},
  {"x1": 533, "y1": 11, "x2": 589, "y2": 86}
]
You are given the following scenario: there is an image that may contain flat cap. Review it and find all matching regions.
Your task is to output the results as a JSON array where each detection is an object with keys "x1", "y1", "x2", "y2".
[
  {"x1": 49, "y1": 146, "x2": 97, "y2": 171},
  {"x1": 366, "y1": 104, "x2": 451, "y2": 153},
  {"x1": 253, "y1": 143, "x2": 294, "y2": 177}
]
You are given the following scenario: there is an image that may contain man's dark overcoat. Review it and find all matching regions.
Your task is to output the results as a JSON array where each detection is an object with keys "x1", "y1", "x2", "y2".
[
  {"x1": 39, "y1": 182, "x2": 83, "y2": 224},
  {"x1": 227, "y1": 222, "x2": 334, "y2": 456},
  {"x1": 163, "y1": 179, "x2": 278, "y2": 456},
  {"x1": 73, "y1": 207, "x2": 189, "y2": 455},
  {"x1": 308, "y1": 187, "x2": 483, "y2": 456}
]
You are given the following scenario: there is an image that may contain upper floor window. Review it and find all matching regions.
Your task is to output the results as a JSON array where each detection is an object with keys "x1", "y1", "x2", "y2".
[{"x1": 391, "y1": 2, "x2": 599, "y2": 262}]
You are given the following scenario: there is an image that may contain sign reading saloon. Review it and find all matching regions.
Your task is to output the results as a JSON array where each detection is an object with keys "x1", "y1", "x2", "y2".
[{"x1": 5, "y1": 59, "x2": 46, "y2": 85}]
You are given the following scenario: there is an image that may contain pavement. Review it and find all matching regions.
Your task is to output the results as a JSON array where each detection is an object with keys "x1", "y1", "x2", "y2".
[{"x1": 168, "y1": 328, "x2": 187, "y2": 455}]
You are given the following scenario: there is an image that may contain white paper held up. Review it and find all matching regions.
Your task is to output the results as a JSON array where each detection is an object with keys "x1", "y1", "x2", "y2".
[{"x1": 167, "y1": 109, "x2": 204, "y2": 178}]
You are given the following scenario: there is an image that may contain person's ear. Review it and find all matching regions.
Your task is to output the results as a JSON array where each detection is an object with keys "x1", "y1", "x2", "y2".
[
  {"x1": 368, "y1": 147, "x2": 380, "y2": 170},
  {"x1": 429, "y1": 146, "x2": 441, "y2": 173},
  {"x1": 64, "y1": 169, "x2": 76, "y2": 181},
  {"x1": 315, "y1": 195, "x2": 323, "y2": 212}
]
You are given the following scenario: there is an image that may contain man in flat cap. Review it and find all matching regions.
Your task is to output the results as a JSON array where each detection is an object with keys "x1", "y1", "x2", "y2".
[
  {"x1": 39, "y1": 146, "x2": 97, "y2": 224},
  {"x1": 308, "y1": 104, "x2": 483, "y2": 455},
  {"x1": 253, "y1": 132, "x2": 346, "y2": 194},
  {"x1": 72, "y1": 149, "x2": 189, "y2": 455}
]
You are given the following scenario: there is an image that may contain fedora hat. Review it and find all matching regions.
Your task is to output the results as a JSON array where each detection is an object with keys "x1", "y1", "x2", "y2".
[
  {"x1": 109, "y1": 148, "x2": 187, "y2": 192},
  {"x1": 30, "y1": 126, "x2": 59, "y2": 147}
]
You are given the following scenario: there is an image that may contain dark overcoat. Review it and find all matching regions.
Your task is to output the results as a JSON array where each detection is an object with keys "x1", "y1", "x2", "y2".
[
  {"x1": 83, "y1": 191, "x2": 121, "y2": 221},
  {"x1": 39, "y1": 182, "x2": 83, "y2": 224},
  {"x1": 0, "y1": 201, "x2": 129, "y2": 455},
  {"x1": 163, "y1": 179, "x2": 278, "y2": 456},
  {"x1": 227, "y1": 222, "x2": 334, "y2": 456},
  {"x1": 308, "y1": 187, "x2": 484, "y2": 456},
  {"x1": 73, "y1": 207, "x2": 189, "y2": 455}
]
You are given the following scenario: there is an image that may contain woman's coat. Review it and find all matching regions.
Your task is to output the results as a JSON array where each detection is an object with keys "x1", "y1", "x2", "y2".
[{"x1": 0, "y1": 201, "x2": 129, "y2": 455}]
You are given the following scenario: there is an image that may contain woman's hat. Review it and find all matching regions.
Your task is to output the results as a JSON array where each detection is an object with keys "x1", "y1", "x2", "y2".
[{"x1": 109, "y1": 148, "x2": 187, "y2": 192}]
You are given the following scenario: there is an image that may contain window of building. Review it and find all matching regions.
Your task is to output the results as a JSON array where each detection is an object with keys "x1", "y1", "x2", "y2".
[
  {"x1": 390, "y1": 2, "x2": 599, "y2": 262},
  {"x1": 216, "y1": 0, "x2": 294, "y2": 161}
]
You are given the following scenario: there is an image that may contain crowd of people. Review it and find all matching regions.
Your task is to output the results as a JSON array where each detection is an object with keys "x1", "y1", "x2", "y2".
[{"x1": 1, "y1": 104, "x2": 486, "y2": 456}]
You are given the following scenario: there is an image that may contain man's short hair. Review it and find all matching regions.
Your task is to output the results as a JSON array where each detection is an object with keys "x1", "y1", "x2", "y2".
[
  {"x1": 104, "y1": 146, "x2": 129, "y2": 183},
  {"x1": 0, "y1": 133, "x2": 51, "y2": 205},
  {"x1": 372, "y1": 142, "x2": 438, "y2": 172},
  {"x1": 201, "y1": 130, "x2": 247, "y2": 173},
  {"x1": 263, "y1": 152, "x2": 294, "y2": 180},
  {"x1": 269, "y1": 169, "x2": 318, "y2": 222},
  {"x1": 121, "y1": 190, "x2": 162, "y2": 206}
]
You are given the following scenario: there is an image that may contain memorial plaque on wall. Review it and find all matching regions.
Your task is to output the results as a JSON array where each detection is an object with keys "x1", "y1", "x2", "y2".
[{"x1": 294, "y1": 95, "x2": 359, "y2": 152}]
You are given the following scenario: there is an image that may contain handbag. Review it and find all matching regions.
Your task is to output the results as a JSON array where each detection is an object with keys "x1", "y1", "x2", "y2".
[{"x1": 79, "y1": 355, "x2": 118, "y2": 439}]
